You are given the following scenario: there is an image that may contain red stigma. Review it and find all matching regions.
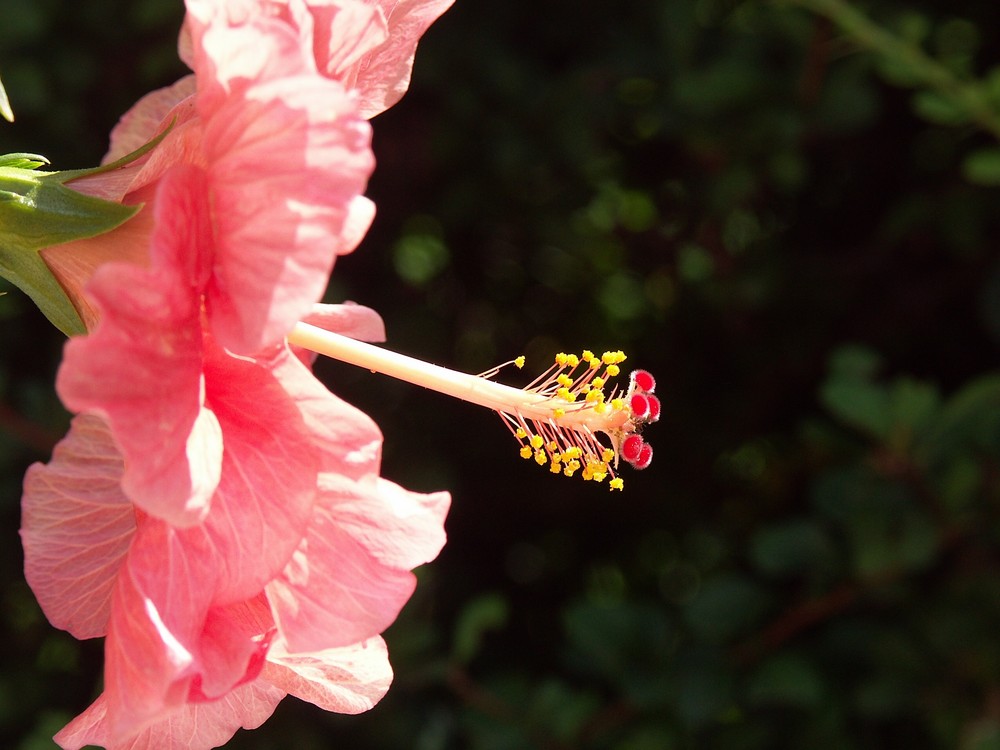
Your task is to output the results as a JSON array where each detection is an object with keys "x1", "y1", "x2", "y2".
[
  {"x1": 631, "y1": 369, "x2": 656, "y2": 393},
  {"x1": 630, "y1": 393, "x2": 650, "y2": 420}
]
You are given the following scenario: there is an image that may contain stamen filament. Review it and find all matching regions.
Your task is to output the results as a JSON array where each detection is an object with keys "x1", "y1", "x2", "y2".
[
  {"x1": 289, "y1": 322, "x2": 629, "y2": 435},
  {"x1": 288, "y1": 322, "x2": 658, "y2": 489}
]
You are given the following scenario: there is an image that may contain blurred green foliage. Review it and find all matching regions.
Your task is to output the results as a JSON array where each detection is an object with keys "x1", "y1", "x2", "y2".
[{"x1": 2, "y1": 0, "x2": 1000, "y2": 748}]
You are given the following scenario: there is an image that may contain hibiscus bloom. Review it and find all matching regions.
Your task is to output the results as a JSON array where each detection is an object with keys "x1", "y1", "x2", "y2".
[{"x1": 21, "y1": 1, "x2": 454, "y2": 747}]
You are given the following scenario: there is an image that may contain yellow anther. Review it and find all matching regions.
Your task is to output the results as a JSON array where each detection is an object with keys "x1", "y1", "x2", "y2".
[
  {"x1": 549, "y1": 461, "x2": 562, "y2": 474},
  {"x1": 547, "y1": 441, "x2": 559, "y2": 452},
  {"x1": 530, "y1": 434, "x2": 544, "y2": 450},
  {"x1": 610, "y1": 398, "x2": 625, "y2": 411},
  {"x1": 555, "y1": 353, "x2": 569, "y2": 366},
  {"x1": 610, "y1": 477, "x2": 624, "y2": 491},
  {"x1": 534, "y1": 450, "x2": 547, "y2": 466},
  {"x1": 514, "y1": 356, "x2": 525, "y2": 369},
  {"x1": 592, "y1": 376, "x2": 605, "y2": 389},
  {"x1": 564, "y1": 446, "x2": 583, "y2": 460},
  {"x1": 601, "y1": 351, "x2": 616, "y2": 365},
  {"x1": 565, "y1": 354, "x2": 580, "y2": 368},
  {"x1": 553, "y1": 407, "x2": 566, "y2": 418},
  {"x1": 606, "y1": 364, "x2": 620, "y2": 377},
  {"x1": 585, "y1": 389, "x2": 604, "y2": 404},
  {"x1": 589, "y1": 358, "x2": 601, "y2": 370},
  {"x1": 556, "y1": 387, "x2": 576, "y2": 402},
  {"x1": 602, "y1": 448, "x2": 615, "y2": 463},
  {"x1": 592, "y1": 471, "x2": 607, "y2": 483},
  {"x1": 563, "y1": 459, "x2": 581, "y2": 477},
  {"x1": 594, "y1": 402, "x2": 608, "y2": 414},
  {"x1": 582, "y1": 350, "x2": 595, "y2": 362},
  {"x1": 520, "y1": 445, "x2": 533, "y2": 459},
  {"x1": 515, "y1": 427, "x2": 528, "y2": 438},
  {"x1": 556, "y1": 374, "x2": 574, "y2": 388}
]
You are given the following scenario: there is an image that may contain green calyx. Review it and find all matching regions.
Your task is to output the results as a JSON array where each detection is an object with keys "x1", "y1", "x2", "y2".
[
  {"x1": 0, "y1": 126, "x2": 169, "y2": 336},
  {"x1": 0, "y1": 73, "x2": 12, "y2": 123}
]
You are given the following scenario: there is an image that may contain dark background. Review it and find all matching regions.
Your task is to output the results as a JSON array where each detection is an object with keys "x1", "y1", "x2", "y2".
[{"x1": 2, "y1": 0, "x2": 1000, "y2": 748}]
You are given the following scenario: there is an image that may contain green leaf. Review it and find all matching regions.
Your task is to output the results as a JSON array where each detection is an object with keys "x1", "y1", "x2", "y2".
[
  {"x1": 828, "y1": 344, "x2": 883, "y2": 380},
  {"x1": 889, "y1": 377, "x2": 940, "y2": 435},
  {"x1": 451, "y1": 592, "x2": 508, "y2": 664},
  {"x1": 683, "y1": 574, "x2": 771, "y2": 642},
  {"x1": 911, "y1": 90, "x2": 970, "y2": 126},
  {"x1": 922, "y1": 375, "x2": 1000, "y2": 459},
  {"x1": 563, "y1": 601, "x2": 676, "y2": 706},
  {"x1": 747, "y1": 652, "x2": 826, "y2": 709},
  {"x1": 0, "y1": 167, "x2": 139, "y2": 336},
  {"x1": 962, "y1": 147, "x2": 1000, "y2": 186},
  {"x1": 820, "y1": 375, "x2": 892, "y2": 439},
  {"x1": 749, "y1": 519, "x2": 838, "y2": 578},
  {"x1": 677, "y1": 243, "x2": 714, "y2": 283},
  {"x1": 875, "y1": 56, "x2": 926, "y2": 88}
]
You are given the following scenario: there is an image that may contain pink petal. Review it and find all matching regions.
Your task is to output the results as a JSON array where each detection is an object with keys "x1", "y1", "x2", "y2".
[
  {"x1": 191, "y1": 597, "x2": 276, "y2": 701},
  {"x1": 272, "y1": 346, "x2": 384, "y2": 480},
  {"x1": 20, "y1": 415, "x2": 135, "y2": 639},
  {"x1": 303, "y1": 301, "x2": 386, "y2": 342},
  {"x1": 101, "y1": 525, "x2": 276, "y2": 738},
  {"x1": 200, "y1": 70, "x2": 373, "y2": 353},
  {"x1": 200, "y1": 343, "x2": 319, "y2": 603},
  {"x1": 104, "y1": 76, "x2": 198, "y2": 165},
  {"x1": 304, "y1": 0, "x2": 389, "y2": 81},
  {"x1": 352, "y1": 0, "x2": 456, "y2": 118},
  {"x1": 263, "y1": 636, "x2": 392, "y2": 714},
  {"x1": 56, "y1": 168, "x2": 221, "y2": 527},
  {"x1": 53, "y1": 681, "x2": 285, "y2": 750},
  {"x1": 191, "y1": 11, "x2": 309, "y2": 119},
  {"x1": 337, "y1": 193, "x2": 376, "y2": 255},
  {"x1": 124, "y1": 113, "x2": 205, "y2": 196},
  {"x1": 266, "y1": 509, "x2": 416, "y2": 651},
  {"x1": 327, "y1": 475, "x2": 449, "y2": 571},
  {"x1": 102, "y1": 521, "x2": 218, "y2": 738},
  {"x1": 292, "y1": 301, "x2": 385, "y2": 367},
  {"x1": 267, "y1": 475, "x2": 449, "y2": 652}
]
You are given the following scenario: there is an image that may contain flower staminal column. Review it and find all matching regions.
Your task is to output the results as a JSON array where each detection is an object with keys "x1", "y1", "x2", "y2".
[{"x1": 289, "y1": 323, "x2": 660, "y2": 490}]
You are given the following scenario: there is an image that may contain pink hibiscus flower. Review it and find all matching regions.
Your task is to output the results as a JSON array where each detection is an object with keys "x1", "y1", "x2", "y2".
[
  {"x1": 21, "y1": 1, "x2": 454, "y2": 747},
  {"x1": 41, "y1": 1, "x2": 457, "y2": 523}
]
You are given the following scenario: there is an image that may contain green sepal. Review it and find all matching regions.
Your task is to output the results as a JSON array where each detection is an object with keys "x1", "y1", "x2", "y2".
[
  {"x1": 0, "y1": 124, "x2": 172, "y2": 336},
  {"x1": 0, "y1": 167, "x2": 138, "y2": 336},
  {"x1": 0, "y1": 153, "x2": 50, "y2": 170},
  {"x1": 0, "y1": 73, "x2": 12, "y2": 123}
]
